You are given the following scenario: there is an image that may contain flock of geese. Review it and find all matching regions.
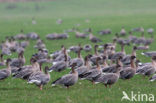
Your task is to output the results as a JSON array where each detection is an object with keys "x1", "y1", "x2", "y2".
[{"x1": 0, "y1": 27, "x2": 156, "y2": 90}]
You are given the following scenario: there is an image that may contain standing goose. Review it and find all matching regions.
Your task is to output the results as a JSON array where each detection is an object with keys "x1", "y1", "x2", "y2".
[
  {"x1": 102, "y1": 56, "x2": 123, "y2": 73},
  {"x1": 90, "y1": 45, "x2": 103, "y2": 65},
  {"x1": 70, "y1": 56, "x2": 91, "y2": 78},
  {"x1": 69, "y1": 48, "x2": 84, "y2": 68},
  {"x1": 89, "y1": 29, "x2": 101, "y2": 43},
  {"x1": 120, "y1": 27, "x2": 126, "y2": 36},
  {"x1": 110, "y1": 43, "x2": 126, "y2": 63},
  {"x1": 95, "y1": 64, "x2": 121, "y2": 88},
  {"x1": 51, "y1": 63, "x2": 78, "y2": 88},
  {"x1": 13, "y1": 58, "x2": 40, "y2": 80},
  {"x1": 0, "y1": 59, "x2": 12, "y2": 80},
  {"x1": 10, "y1": 51, "x2": 25, "y2": 68},
  {"x1": 121, "y1": 46, "x2": 137, "y2": 65},
  {"x1": 49, "y1": 49, "x2": 68, "y2": 72},
  {"x1": 81, "y1": 57, "x2": 102, "y2": 84},
  {"x1": 136, "y1": 56, "x2": 156, "y2": 77},
  {"x1": 120, "y1": 56, "x2": 137, "y2": 79},
  {"x1": 28, "y1": 66, "x2": 50, "y2": 90}
]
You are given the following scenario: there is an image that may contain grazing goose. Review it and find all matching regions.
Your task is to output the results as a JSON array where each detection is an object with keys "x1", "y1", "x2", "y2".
[
  {"x1": 141, "y1": 51, "x2": 156, "y2": 57},
  {"x1": 120, "y1": 56, "x2": 136, "y2": 79},
  {"x1": 136, "y1": 56, "x2": 156, "y2": 77},
  {"x1": 28, "y1": 66, "x2": 50, "y2": 90},
  {"x1": 89, "y1": 29, "x2": 101, "y2": 43},
  {"x1": 120, "y1": 27, "x2": 126, "y2": 36},
  {"x1": 0, "y1": 59, "x2": 12, "y2": 80},
  {"x1": 49, "y1": 50, "x2": 68, "y2": 72},
  {"x1": 69, "y1": 48, "x2": 84, "y2": 68},
  {"x1": 81, "y1": 57, "x2": 102, "y2": 84},
  {"x1": 95, "y1": 64, "x2": 121, "y2": 88},
  {"x1": 10, "y1": 51, "x2": 25, "y2": 68},
  {"x1": 149, "y1": 74, "x2": 156, "y2": 82},
  {"x1": 83, "y1": 44, "x2": 92, "y2": 52},
  {"x1": 52, "y1": 63, "x2": 78, "y2": 88},
  {"x1": 0, "y1": 54, "x2": 5, "y2": 66},
  {"x1": 13, "y1": 58, "x2": 40, "y2": 80}
]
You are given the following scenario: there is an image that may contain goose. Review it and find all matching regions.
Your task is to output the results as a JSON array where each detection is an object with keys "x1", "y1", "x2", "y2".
[
  {"x1": 26, "y1": 32, "x2": 39, "y2": 40},
  {"x1": 136, "y1": 56, "x2": 156, "y2": 77},
  {"x1": 69, "y1": 44, "x2": 81, "y2": 53},
  {"x1": 52, "y1": 47, "x2": 70, "y2": 64},
  {"x1": 32, "y1": 17, "x2": 37, "y2": 24},
  {"x1": 106, "y1": 38, "x2": 117, "y2": 50},
  {"x1": 50, "y1": 45, "x2": 65, "y2": 59},
  {"x1": 0, "y1": 59, "x2": 12, "y2": 80},
  {"x1": 89, "y1": 45, "x2": 103, "y2": 65},
  {"x1": 98, "y1": 29, "x2": 111, "y2": 35},
  {"x1": 137, "y1": 46, "x2": 149, "y2": 50},
  {"x1": 89, "y1": 29, "x2": 101, "y2": 43},
  {"x1": 46, "y1": 33, "x2": 58, "y2": 40},
  {"x1": 69, "y1": 48, "x2": 84, "y2": 68},
  {"x1": 13, "y1": 58, "x2": 40, "y2": 80},
  {"x1": 70, "y1": 56, "x2": 91, "y2": 78},
  {"x1": 102, "y1": 56, "x2": 123, "y2": 73},
  {"x1": 20, "y1": 40, "x2": 29, "y2": 48},
  {"x1": 10, "y1": 51, "x2": 25, "y2": 68},
  {"x1": 56, "y1": 33, "x2": 69, "y2": 39},
  {"x1": 109, "y1": 43, "x2": 126, "y2": 62},
  {"x1": 14, "y1": 30, "x2": 26, "y2": 40},
  {"x1": 121, "y1": 46, "x2": 137, "y2": 65},
  {"x1": 34, "y1": 40, "x2": 46, "y2": 50},
  {"x1": 143, "y1": 34, "x2": 154, "y2": 46},
  {"x1": 120, "y1": 27, "x2": 126, "y2": 36},
  {"x1": 56, "y1": 19, "x2": 63, "y2": 24},
  {"x1": 75, "y1": 29, "x2": 88, "y2": 38},
  {"x1": 51, "y1": 63, "x2": 78, "y2": 88},
  {"x1": 120, "y1": 56, "x2": 137, "y2": 79},
  {"x1": 28, "y1": 66, "x2": 50, "y2": 90},
  {"x1": 149, "y1": 74, "x2": 156, "y2": 82},
  {"x1": 95, "y1": 64, "x2": 121, "y2": 88},
  {"x1": 0, "y1": 54, "x2": 5, "y2": 66},
  {"x1": 49, "y1": 50, "x2": 68, "y2": 72},
  {"x1": 83, "y1": 44, "x2": 92, "y2": 52},
  {"x1": 147, "y1": 28, "x2": 154, "y2": 34},
  {"x1": 141, "y1": 51, "x2": 156, "y2": 57},
  {"x1": 81, "y1": 57, "x2": 102, "y2": 84}
]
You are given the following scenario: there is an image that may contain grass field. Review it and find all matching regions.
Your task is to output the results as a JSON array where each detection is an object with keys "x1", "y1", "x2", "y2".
[{"x1": 0, "y1": 0, "x2": 156, "y2": 103}]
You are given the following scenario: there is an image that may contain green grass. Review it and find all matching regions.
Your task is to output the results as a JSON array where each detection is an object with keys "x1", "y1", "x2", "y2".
[{"x1": 0, "y1": 0, "x2": 156, "y2": 103}]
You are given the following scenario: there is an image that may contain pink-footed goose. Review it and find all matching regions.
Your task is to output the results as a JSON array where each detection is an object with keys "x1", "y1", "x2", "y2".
[
  {"x1": 0, "y1": 59, "x2": 12, "y2": 80},
  {"x1": 51, "y1": 63, "x2": 78, "y2": 88},
  {"x1": 28, "y1": 66, "x2": 50, "y2": 90}
]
